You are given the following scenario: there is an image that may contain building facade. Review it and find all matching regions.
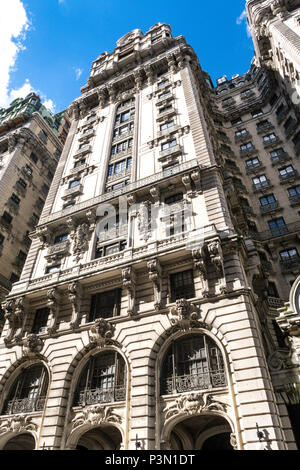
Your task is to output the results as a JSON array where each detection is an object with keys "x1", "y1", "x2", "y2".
[
  {"x1": 0, "y1": 2, "x2": 300, "y2": 451},
  {"x1": 0, "y1": 94, "x2": 63, "y2": 313}
]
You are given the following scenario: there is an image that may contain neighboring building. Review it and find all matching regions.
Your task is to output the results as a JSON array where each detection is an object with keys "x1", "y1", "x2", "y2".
[
  {"x1": 55, "y1": 109, "x2": 71, "y2": 145},
  {"x1": 0, "y1": 94, "x2": 63, "y2": 308},
  {"x1": 0, "y1": 3, "x2": 300, "y2": 451}
]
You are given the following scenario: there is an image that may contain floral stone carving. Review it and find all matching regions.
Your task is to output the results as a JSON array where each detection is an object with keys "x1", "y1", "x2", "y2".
[{"x1": 71, "y1": 405, "x2": 122, "y2": 430}]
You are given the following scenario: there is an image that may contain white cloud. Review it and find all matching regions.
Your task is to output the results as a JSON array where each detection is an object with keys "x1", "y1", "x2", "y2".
[
  {"x1": 236, "y1": 8, "x2": 252, "y2": 38},
  {"x1": 0, "y1": 1, "x2": 56, "y2": 114},
  {"x1": 42, "y1": 98, "x2": 56, "y2": 113},
  {"x1": 0, "y1": 0, "x2": 30, "y2": 107},
  {"x1": 74, "y1": 68, "x2": 83, "y2": 80}
]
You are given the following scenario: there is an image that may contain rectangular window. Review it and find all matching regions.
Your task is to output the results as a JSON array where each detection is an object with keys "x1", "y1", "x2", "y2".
[
  {"x1": 263, "y1": 133, "x2": 277, "y2": 143},
  {"x1": 279, "y1": 165, "x2": 295, "y2": 176},
  {"x1": 45, "y1": 265, "x2": 61, "y2": 274},
  {"x1": 252, "y1": 109, "x2": 263, "y2": 118},
  {"x1": 10, "y1": 273, "x2": 19, "y2": 283},
  {"x1": 74, "y1": 159, "x2": 86, "y2": 168},
  {"x1": 29, "y1": 152, "x2": 38, "y2": 164},
  {"x1": 268, "y1": 217, "x2": 287, "y2": 235},
  {"x1": 32, "y1": 308, "x2": 49, "y2": 334},
  {"x1": 241, "y1": 142, "x2": 254, "y2": 151},
  {"x1": 2, "y1": 211, "x2": 12, "y2": 224},
  {"x1": 246, "y1": 157, "x2": 260, "y2": 167},
  {"x1": 69, "y1": 179, "x2": 81, "y2": 188},
  {"x1": 280, "y1": 248, "x2": 299, "y2": 260},
  {"x1": 160, "y1": 120, "x2": 174, "y2": 131},
  {"x1": 161, "y1": 139, "x2": 177, "y2": 151},
  {"x1": 260, "y1": 194, "x2": 276, "y2": 206},
  {"x1": 165, "y1": 193, "x2": 183, "y2": 204},
  {"x1": 18, "y1": 178, "x2": 27, "y2": 189},
  {"x1": 54, "y1": 233, "x2": 68, "y2": 244},
  {"x1": 10, "y1": 193, "x2": 20, "y2": 205},
  {"x1": 0, "y1": 233, "x2": 4, "y2": 246},
  {"x1": 158, "y1": 79, "x2": 169, "y2": 88},
  {"x1": 235, "y1": 129, "x2": 247, "y2": 137},
  {"x1": 170, "y1": 270, "x2": 195, "y2": 302},
  {"x1": 231, "y1": 118, "x2": 242, "y2": 126},
  {"x1": 288, "y1": 185, "x2": 300, "y2": 197},
  {"x1": 89, "y1": 289, "x2": 121, "y2": 321}
]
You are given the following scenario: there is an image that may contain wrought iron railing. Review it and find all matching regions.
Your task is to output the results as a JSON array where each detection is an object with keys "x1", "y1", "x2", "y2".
[
  {"x1": 162, "y1": 371, "x2": 226, "y2": 395},
  {"x1": 76, "y1": 387, "x2": 126, "y2": 406},
  {"x1": 4, "y1": 396, "x2": 46, "y2": 415}
]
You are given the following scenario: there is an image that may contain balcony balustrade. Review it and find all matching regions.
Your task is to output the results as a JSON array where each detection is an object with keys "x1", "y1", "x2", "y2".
[
  {"x1": 279, "y1": 170, "x2": 299, "y2": 183},
  {"x1": 250, "y1": 220, "x2": 300, "y2": 241},
  {"x1": 271, "y1": 152, "x2": 290, "y2": 166},
  {"x1": 263, "y1": 137, "x2": 280, "y2": 148},
  {"x1": 256, "y1": 122, "x2": 274, "y2": 134},
  {"x1": 252, "y1": 179, "x2": 272, "y2": 192},
  {"x1": 4, "y1": 396, "x2": 46, "y2": 415},
  {"x1": 73, "y1": 145, "x2": 92, "y2": 159},
  {"x1": 280, "y1": 256, "x2": 300, "y2": 273},
  {"x1": 46, "y1": 240, "x2": 69, "y2": 258},
  {"x1": 62, "y1": 184, "x2": 83, "y2": 200},
  {"x1": 162, "y1": 370, "x2": 226, "y2": 395},
  {"x1": 156, "y1": 107, "x2": 176, "y2": 121},
  {"x1": 112, "y1": 130, "x2": 134, "y2": 144},
  {"x1": 289, "y1": 194, "x2": 300, "y2": 206},
  {"x1": 240, "y1": 146, "x2": 256, "y2": 157},
  {"x1": 76, "y1": 387, "x2": 126, "y2": 407},
  {"x1": 156, "y1": 91, "x2": 173, "y2": 105},
  {"x1": 260, "y1": 201, "x2": 280, "y2": 214},
  {"x1": 234, "y1": 132, "x2": 251, "y2": 143},
  {"x1": 246, "y1": 162, "x2": 263, "y2": 173},
  {"x1": 159, "y1": 144, "x2": 182, "y2": 161}
]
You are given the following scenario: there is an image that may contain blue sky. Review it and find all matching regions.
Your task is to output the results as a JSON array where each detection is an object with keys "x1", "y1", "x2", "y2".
[{"x1": 1, "y1": 0, "x2": 253, "y2": 113}]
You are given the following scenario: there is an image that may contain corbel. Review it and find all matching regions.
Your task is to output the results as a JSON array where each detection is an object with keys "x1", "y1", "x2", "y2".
[
  {"x1": 69, "y1": 281, "x2": 83, "y2": 329},
  {"x1": 192, "y1": 246, "x2": 209, "y2": 298},
  {"x1": 207, "y1": 239, "x2": 227, "y2": 294},
  {"x1": 47, "y1": 288, "x2": 59, "y2": 334},
  {"x1": 147, "y1": 259, "x2": 163, "y2": 310},
  {"x1": 122, "y1": 267, "x2": 136, "y2": 316}
]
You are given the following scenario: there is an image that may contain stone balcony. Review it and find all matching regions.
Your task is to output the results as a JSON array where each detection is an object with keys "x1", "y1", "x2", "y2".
[
  {"x1": 156, "y1": 91, "x2": 173, "y2": 105},
  {"x1": 156, "y1": 107, "x2": 176, "y2": 121},
  {"x1": 79, "y1": 128, "x2": 95, "y2": 141},
  {"x1": 112, "y1": 130, "x2": 134, "y2": 144},
  {"x1": 68, "y1": 162, "x2": 89, "y2": 176},
  {"x1": 73, "y1": 144, "x2": 92, "y2": 160},
  {"x1": 62, "y1": 184, "x2": 83, "y2": 200},
  {"x1": 109, "y1": 148, "x2": 133, "y2": 163},
  {"x1": 157, "y1": 124, "x2": 179, "y2": 139},
  {"x1": 246, "y1": 162, "x2": 264, "y2": 174},
  {"x1": 39, "y1": 159, "x2": 200, "y2": 226},
  {"x1": 159, "y1": 144, "x2": 182, "y2": 161},
  {"x1": 45, "y1": 240, "x2": 70, "y2": 260}
]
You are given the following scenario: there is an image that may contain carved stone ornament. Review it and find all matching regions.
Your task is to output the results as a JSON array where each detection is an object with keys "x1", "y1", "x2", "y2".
[
  {"x1": 23, "y1": 334, "x2": 44, "y2": 355},
  {"x1": 69, "y1": 281, "x2": 82, "y2": 329},
  {"x1": 162, "y1": 393, "x2": 227, "y2": 421},
  {"x1": 268, "y1": 348, "x2": 299, "y2": 371},
  {"x1": 168, "y1": 299, "x2": 208, "y2": 332},
  {"x1": 122, "y1": 267, "x2": 136, "y2": 315},
  {"x1": 71, "y1": 405, "x2": 122, "y2": 430},
  {"x1": 0, "y1": 415, "x2": 38, "y2": 435},
  {"x1": 147, "y1": 259, "x2": 162, "y2": 311},
  {"x1": 72, "y1": 223, "x2": 91, "y2": 262},
  {"x1": 47, "y1": 288, "x2": 59, "y2": 334},
  {"x1": 230, "y1": 433, "x2": 238, "y2": 450},
  {"x1": 90, "y1": 318, "x2": 114, "y2": 346}
]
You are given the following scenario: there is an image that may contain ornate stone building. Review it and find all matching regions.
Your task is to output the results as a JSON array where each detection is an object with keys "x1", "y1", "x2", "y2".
[
  {"x1": 0, "y1": 2, "x2": 300, "y2": 450},
  {"x1": 0, "y1": 93, "x2": 63, "y2": 313}
]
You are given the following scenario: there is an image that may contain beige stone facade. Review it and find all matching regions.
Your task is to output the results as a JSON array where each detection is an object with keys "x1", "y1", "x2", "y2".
[
  {"x1": 0, "y1": 105, "x2": 63, "y2": 313},
  {"x1": 0, "y1": 3, "x2": 300, "y2": 450}
]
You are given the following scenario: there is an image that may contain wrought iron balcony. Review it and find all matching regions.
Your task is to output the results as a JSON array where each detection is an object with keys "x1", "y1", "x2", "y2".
[
  {"x1": 162, "y1": 370, "x2": 226, "y2": 395},
  {"x1": 4, "y1": 396, "x2": 46, "y2": 415},
  {"x1": 263, "y1": 137, "x2": 280, "y2": 148},
  {"x1": 280, "y1": 256, "x2": 300, "y2": 273},
  {"x1": 246, "y1": 162, "x2": 263, "y2": 173},
  {"x1": 289, "y1": 194, "x2": 300, "y2": 206},
  {"x1": 277, "y1": 106, "x2": 289, "y2": 123},
  {"x1": 240, "y1": 146, "x2": 256, "y2": 157},
  {"x1": 252, "y1": 179, "x2": 272, "y2": 192},
  {"x1": 268, "y1": 297, "x2": 284, "y2": 309},
  {"x1": 76, "y1": 387, "x2": 126, "y2": 407},
  {"x1": 271, "y1": 152, "x2": 290, "y2": 166},
  {"x1": 234, "y1": 132, "x2": 251, "y2": 143},
  {"x1": 260, "y1": 201, "x2": 280, "y2": 214},
  {"x1": 279, "y1": 170, "x2": 299, "y2": 183},
  {"x1": 249, "y1": 221, "x2": 300, "y2": 241},
  {"x1": 256, "y1": 122, "x2": 274, "y2": 134}
]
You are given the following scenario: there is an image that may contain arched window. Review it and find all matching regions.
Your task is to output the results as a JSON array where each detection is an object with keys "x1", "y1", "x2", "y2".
[
  {"x1": 2, "y1": 364, "x2": 48, "y2": 415},
  {"x1": 161, "y1": 335, "x2": 226, "y2": 395},
  {"x1": 74, "y1": 351, "x2": 126, "y2": 407}
]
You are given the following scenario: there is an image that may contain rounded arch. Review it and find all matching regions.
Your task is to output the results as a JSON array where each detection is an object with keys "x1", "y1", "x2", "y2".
[
  {"x1": 0, "y1": 356, "x2": 51, "y2": 417},
  {"x1": 65, "y1": 422, "x2": 125, "y2": 450},
  {"x1": 162, "y1": 410, "x2": 235, "y2": 450},
  {"x1": 60, "y1": 341, "x2": 131, "y2": 450},
  {"x1": 0, "y1": 431, "x2": 37, "y2": 451}
]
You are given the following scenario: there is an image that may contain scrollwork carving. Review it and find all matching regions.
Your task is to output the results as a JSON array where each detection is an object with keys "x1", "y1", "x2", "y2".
[{"x1": 71, "y1": 405, "x2": 122, "y2": 430}]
